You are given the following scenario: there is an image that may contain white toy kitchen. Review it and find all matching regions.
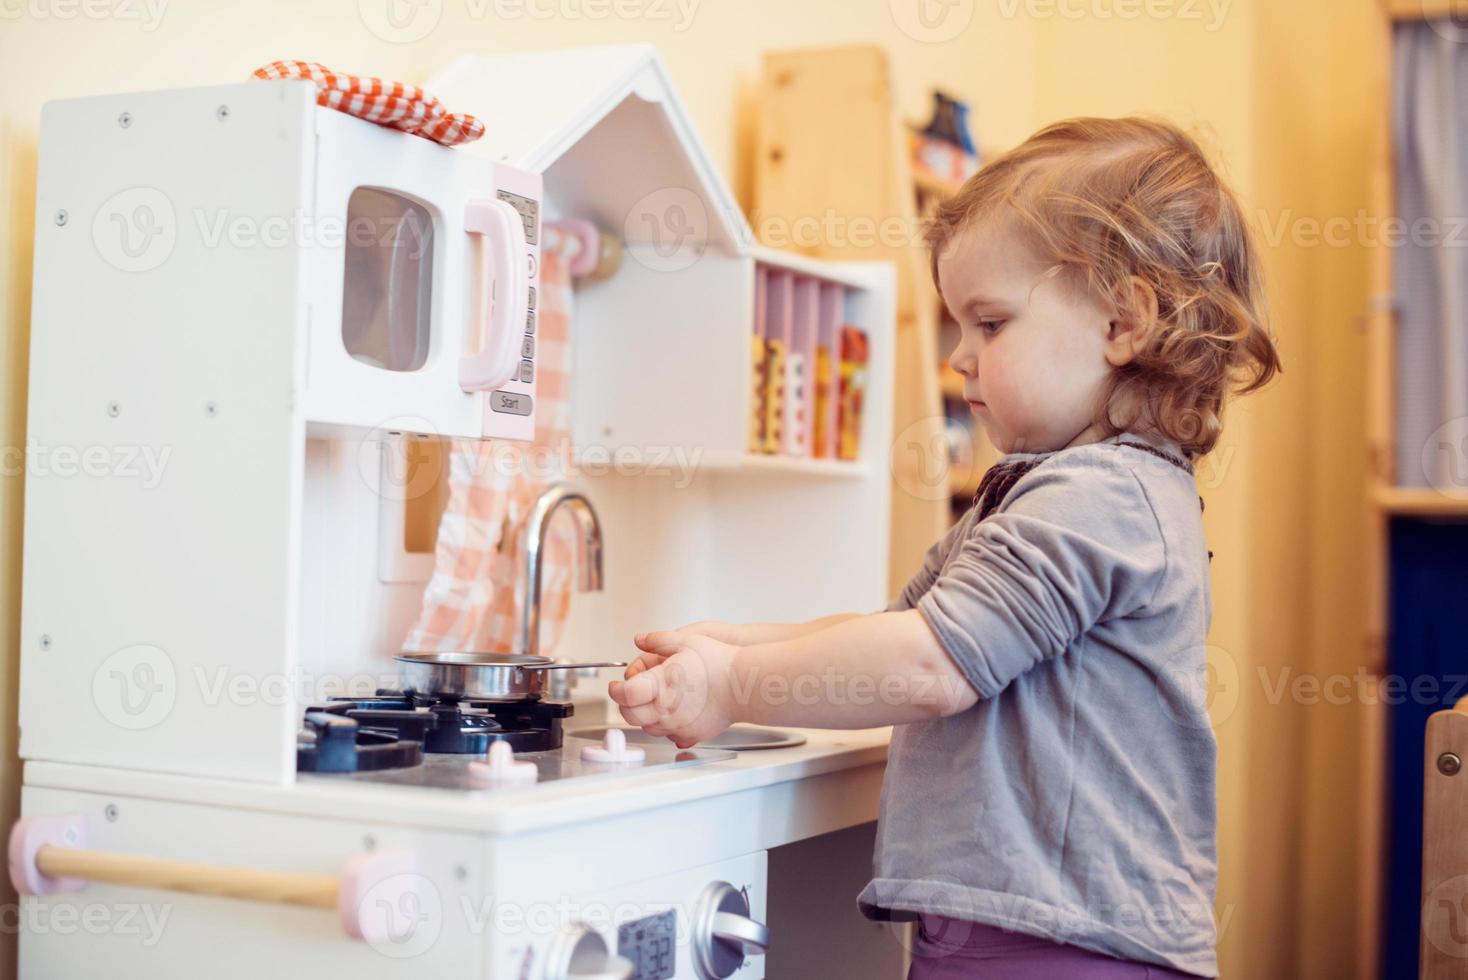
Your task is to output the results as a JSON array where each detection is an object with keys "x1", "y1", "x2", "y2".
[{"x1": 12, "y1": 45, "x2": 905, "y2": 979}]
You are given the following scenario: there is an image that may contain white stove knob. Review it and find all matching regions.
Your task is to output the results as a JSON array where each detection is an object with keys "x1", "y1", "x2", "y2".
[
  {"x1": 468, "y1": 740, "x2": 538, "y2": 785},
  {"x1": 581, "y1": 727, "x2": 645, "y2": 765},
  {"x1": 692, "y1": 880, "x2": 769, "y2": 979},
  {"x1": 544, "y1": 923, "x2": 634, "y2": 980}
]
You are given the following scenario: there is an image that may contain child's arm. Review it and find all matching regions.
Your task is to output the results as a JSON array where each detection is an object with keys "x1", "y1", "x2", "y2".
[
  {"x1": 609, "y1": 610, "x2": 978, "y2": 747},
  {"x1": 634, "y1": 613, "x2": 862, "y2": 651},
  {"x1": 611, "y1": 454, "x2": 1173, "y2": 748}
]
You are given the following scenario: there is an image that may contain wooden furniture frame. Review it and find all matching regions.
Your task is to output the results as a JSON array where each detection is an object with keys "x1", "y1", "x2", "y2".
[
  {"x1": 752, "y1": 46, "x2": 950, "y2": 595},
  {"x1": 1372, "y1": 4, "x2": 1468, "y2": 977}
]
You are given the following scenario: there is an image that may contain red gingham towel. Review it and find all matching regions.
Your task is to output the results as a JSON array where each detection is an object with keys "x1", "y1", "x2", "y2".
[{"x1": 250, "y1": 60, "x2": 484, "y2": 147}]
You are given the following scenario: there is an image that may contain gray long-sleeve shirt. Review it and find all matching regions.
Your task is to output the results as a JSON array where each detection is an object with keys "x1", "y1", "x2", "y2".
[{"x1": 858, "y1": 432, "x2": 1218, "y2": 977}]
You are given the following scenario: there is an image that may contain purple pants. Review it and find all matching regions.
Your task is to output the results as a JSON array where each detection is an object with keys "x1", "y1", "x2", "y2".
[{"x1": 906, "y1": 915, "x2": 1207, "y2": 979}]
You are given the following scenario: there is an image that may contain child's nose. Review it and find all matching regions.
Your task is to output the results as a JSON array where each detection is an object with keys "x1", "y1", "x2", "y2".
[{"x1": 949, "y1": 341, "x2": 979, "y2": 378}]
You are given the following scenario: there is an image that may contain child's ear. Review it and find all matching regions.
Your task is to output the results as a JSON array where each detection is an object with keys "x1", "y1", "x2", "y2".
[{"x1": 1104, "y1": 276, "x2": 1160, "y2": 368}]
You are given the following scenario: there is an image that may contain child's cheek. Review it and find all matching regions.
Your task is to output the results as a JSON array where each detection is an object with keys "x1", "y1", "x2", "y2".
[{"x1": 982, "y1": 352, "x2": 1035, "y2": 429}]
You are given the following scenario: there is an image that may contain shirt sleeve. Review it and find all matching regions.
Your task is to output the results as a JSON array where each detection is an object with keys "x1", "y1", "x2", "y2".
[
  {"x1": 881, "y1": 510, "x2": 971, "y2": 613},
  {"x1": 915, "y1": 453, "x2": 1168, "y2": 699}
]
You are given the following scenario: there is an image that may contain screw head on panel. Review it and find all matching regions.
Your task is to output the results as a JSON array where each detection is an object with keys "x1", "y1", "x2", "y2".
[
  {"x1": 1440, "y1": 753, "x2": 1462, "y2": 777},
  {"x1": 107, "y1": 402, "x2": 120, "y2": 418},
  {"x1": 118, "y1": 112, "x2": 131, "y2": 129},
  {"x1": 105, "y1": 804, "x2": 119, "y2": 822},
  {"x1": 205, "y1": 401, "x2": 218, "y2": 418},
  {"x1": 362, "y1": 834, "x2": 376, "y2": 851},
  {"x1": 216, "y1": 105, "x2": 230, "y2": 122},
  {"x1": 39, "y1": 635, "x2": 51, "y2": 651},
  {"x1": 54, "y1": 210, "x2": 68, "y2": 227}
]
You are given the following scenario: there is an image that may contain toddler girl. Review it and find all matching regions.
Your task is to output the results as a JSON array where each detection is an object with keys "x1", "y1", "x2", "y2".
[{"x1": 610, "y1": 117, "x2": 1279, "y2": 978}]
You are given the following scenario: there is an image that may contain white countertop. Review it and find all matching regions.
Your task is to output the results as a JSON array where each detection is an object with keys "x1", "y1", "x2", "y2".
[{"x1": 23, "y1": 721, "x2": 892, "y2": 836}]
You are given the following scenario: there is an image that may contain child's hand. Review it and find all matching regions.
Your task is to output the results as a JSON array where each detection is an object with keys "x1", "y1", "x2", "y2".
[{"x1": 609, "y1": 631, "x2": 740, "y2": 748}]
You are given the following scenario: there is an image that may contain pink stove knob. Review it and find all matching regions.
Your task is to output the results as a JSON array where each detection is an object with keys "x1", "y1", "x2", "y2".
[
  {"x1": 581, "y1": 728, "x2": 645, "y2": 765},
  {"x1": 468, "y1": 740, "x2": 538, "y2": 785}
]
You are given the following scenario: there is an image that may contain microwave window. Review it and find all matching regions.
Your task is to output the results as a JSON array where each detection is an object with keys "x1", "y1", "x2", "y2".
[{"x1": 341, "y1": 188, "x2": 435, "y2": 372}]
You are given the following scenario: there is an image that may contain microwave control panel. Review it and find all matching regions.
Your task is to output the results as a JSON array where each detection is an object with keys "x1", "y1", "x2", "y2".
[
  {"x1": 482, "y1": 173, "x2": 543, "y2": 441},
  {"x1": 499, "y1": 189, "x2": 540, "y2": 388}
]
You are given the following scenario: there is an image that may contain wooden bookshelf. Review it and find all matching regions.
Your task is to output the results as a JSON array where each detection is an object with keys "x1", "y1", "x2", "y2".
[
  {"x1": 1370, "y1": 2, "x2": 1468, "y2": 976},
  {"x1": 913, "y1": 162, "x2": 1000, "y2": 512},
  {"x1": 912, "y1": 170, "x2": 963, "y2": 201},
  {"x1": 1374, "y1": 486, "x2": 1468, "y2": 518},
  {"x1": 753, "y1": 45, "x2": 951, "y2": 594}
]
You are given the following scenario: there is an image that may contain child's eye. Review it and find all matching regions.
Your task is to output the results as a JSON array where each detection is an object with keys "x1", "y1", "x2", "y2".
[{"x1": 977, "y1": 318, "x2": 1007, "y2": 335}]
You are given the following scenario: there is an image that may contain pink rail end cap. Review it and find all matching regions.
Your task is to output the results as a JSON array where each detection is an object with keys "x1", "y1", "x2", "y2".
[
  {"x1": 549, "y1": 218, "x2": 600, "y2": 278},
  {"x1": 338, "y1": 848, "x2": 418, "y2": 942},
  {"x1": 9, "y1": 812, "x2": 87, "y2": 897}
]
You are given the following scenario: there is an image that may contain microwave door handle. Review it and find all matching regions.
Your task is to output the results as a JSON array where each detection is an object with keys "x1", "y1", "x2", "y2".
[{"x1": 459, "y1": 198, "x2": 528, "y2": 392}]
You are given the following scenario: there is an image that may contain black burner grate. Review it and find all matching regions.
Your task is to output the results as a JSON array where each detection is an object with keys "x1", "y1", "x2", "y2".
[{"x1": 295, "y1": 690, "x2": 574, "y2": 772}]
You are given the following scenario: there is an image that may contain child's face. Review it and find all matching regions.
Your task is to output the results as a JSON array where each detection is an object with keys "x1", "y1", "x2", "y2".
[{"x1": 938, "y1": 220, "x2": 1117, "y2": 455}]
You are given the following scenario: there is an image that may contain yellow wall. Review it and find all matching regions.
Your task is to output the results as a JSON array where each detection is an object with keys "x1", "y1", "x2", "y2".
[
  {"x1": 1026, "y1": 14, "x2": 1272, "y2": 968},
  {"x1": 0, "y1": 3, "x2": 1375, "y2": 977},
  {"x1": 1028, "y1": 3, "x2": 1376, "y2": 976}
]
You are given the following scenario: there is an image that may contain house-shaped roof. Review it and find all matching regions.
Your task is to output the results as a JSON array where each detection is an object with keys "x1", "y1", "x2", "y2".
[{"x1": 429, "y1": 44, "x2": 750, "y2": 256}]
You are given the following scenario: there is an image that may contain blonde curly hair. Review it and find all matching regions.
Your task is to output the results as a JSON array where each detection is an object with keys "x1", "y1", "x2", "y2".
[{"x1": 927, "y1": 117, "x2": 1280, "y2": 458}]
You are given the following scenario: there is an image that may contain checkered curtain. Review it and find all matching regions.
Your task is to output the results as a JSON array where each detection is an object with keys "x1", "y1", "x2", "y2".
[{"x1": 1392, "y1": 25, "x2": 1468, "y2": 490}]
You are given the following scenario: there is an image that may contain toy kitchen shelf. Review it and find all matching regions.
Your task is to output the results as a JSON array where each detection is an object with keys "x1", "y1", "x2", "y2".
[
  {"x1": 432, "y1": 48, "x2": 893, "y2": 476},
  {"x1": 428, "y1": 47, "x2": 896, "y2": 670},
  {"x1": 568, "y1": 241, "x2": 891, "y2": 479}
]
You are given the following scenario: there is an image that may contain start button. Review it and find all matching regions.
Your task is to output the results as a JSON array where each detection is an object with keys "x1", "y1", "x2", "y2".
[{"x1": 490, "y1": 391, "x2": 532, "y2": 416}]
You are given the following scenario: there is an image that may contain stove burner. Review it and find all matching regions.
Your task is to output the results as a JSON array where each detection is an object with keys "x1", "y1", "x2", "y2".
[
  {"x1": 296, "y1": 690, "x2": 574, "y2": 773},
  {"x1": 296, "y1": 710, "x2": 423, "y2": 773}
]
